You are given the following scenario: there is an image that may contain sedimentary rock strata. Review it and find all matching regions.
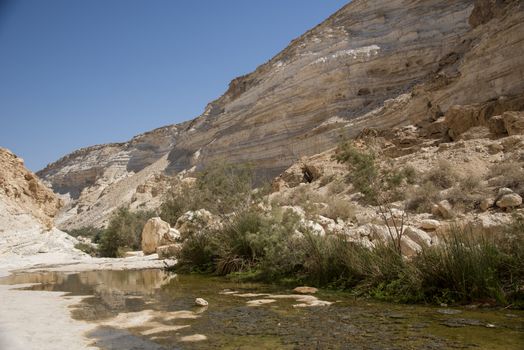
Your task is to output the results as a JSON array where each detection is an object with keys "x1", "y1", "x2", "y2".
[{"x1": 36, "y1": 0, "x2": 524, "y2": 229}]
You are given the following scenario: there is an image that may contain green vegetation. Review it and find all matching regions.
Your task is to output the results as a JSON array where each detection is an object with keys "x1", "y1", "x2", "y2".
[
  {"x1": 159, "y1": 162, "x2": 256, "y2": 225},
  {"x1": 175, "y1": 206, "x2": 524, "y2": 306},
  {"x1": 74, "y1": 242, "x2": 98, "y2": 257},
  {"x1": 66, "y1": 226, "x2": 104, "y2": 243},
  {"x1": 333, "y1": 140, "x2": 416, "y2": 204},
  {"x1": 98, "y1": 208, "x2": 155, "y2": 257}
]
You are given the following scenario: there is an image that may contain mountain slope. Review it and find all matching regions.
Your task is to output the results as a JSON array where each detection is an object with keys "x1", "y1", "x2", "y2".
[{"x1": 37, "y1": 0, "x2": 524, "y2": 229}]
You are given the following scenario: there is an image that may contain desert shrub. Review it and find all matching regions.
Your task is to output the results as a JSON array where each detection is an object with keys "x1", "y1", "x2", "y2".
[
  {"x1": 98, "y1": 207, "x2": 155, "y2": 257},
  {"x1": 195, "y1": 161, "x2": 255, "y2": 215},
  {"x1": 413, "y1": 224, "x2": 524, "y2": 304},
  {"x1": 271, "y1": 186, "x2": 325, "y2": 218},
  {"x1": 406, "y1": 181, "x2": 440, "y2": 213},
  {"x1": 320, "y1": 197, "x2": 356, "y2": 221},
  {"x1": 334, "y1": 142, "x2": 378, "y2": 201},
  {"x1": 160, "y1": 162, "x2": 255, "y2": 225},
  {"x1": 159, "y1": 184, "x2": 196, "y2": 226},
  {"x1": 334, "y1": 141, "x2": 418, "y2": 204},
  {"x1": 74, "y1": 242, "x2": 98, "y2": 257},
  {"x1": 66, "y1": 226, "x2": 104, "y2": 243},
  {"x1": 425, "y1": 159, "x2": 459, "y2": 189},
  {"x1": 488, "y1": 162, "x2": 524, "y2": 196},
  {"x1": 445, "y1": 175, "x2": 486, "y2": 212},
  {"x1": 327, "y1": 178, "x2": 347, "y2": 195},
  {"x1": 176, "y1": 230, "x2": 216, "y2": 273}
]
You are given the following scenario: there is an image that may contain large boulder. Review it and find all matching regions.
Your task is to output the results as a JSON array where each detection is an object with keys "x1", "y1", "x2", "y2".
[
  {"x1": 496, "y1": 193, "x2": 522, "y2": 209},
  {"x1": 502, "y1": 111, "x2": 524, "y2": 135},
  {"x1": 403, "y1": 226, "x2": 433, "y2": 247},
  {"x1": 444, "y1": 105, "x2": 482, "y2": 140},
  {"x1": 174, "y1": 209, "x2": 222, "y2": 240},
  {"x1": 141, "y1": 217, "x2": 180, "y2": 254}
]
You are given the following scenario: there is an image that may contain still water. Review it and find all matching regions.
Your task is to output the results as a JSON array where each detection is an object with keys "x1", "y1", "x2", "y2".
[{"x1": 1, "y1": 269, "x2": 522, "y2": 349}]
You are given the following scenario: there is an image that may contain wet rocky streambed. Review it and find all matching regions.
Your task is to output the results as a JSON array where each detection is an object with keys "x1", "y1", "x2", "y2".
[{"x1": 1, "y1": 269, "x2": 522, "y2": 349}]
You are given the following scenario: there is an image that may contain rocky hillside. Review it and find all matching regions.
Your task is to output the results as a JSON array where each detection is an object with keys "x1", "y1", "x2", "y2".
[
  {"x1": 0, "y1": 147, "x2": 62, "y2": 231},
  {"x1": 37, "y1": 0, "x2": 524, "y2": 230}
]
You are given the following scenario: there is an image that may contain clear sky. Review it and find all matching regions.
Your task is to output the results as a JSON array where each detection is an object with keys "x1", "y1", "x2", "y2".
[{"x1": 0, "y1": 0, "x2": 349, "y2": 171}]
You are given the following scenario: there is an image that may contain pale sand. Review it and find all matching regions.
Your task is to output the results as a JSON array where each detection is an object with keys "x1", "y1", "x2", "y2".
[
  {"x1": 0, "y1": 283, "x2": 98, "y2": 350},
  {"x1": 0, "y1": 247, "x2": 175, "y2": 350}
]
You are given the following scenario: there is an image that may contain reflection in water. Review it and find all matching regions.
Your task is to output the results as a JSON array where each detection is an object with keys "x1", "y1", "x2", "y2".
[{"x1": 1, "y1": 270, "x2": 523, "y2": 350}]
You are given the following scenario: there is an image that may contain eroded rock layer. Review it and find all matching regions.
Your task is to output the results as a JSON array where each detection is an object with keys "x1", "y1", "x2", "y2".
[
  {"x1": 37, "y1": 0, "x2": 524, "y2": 229},
  {"x1": 0, "y1": 148, "x2": 62, "y2": 231}
]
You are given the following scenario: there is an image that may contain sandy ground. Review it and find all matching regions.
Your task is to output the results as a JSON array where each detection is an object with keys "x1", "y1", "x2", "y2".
[
  {"x1": 0, "y1": 283, "x2": 99, "y2": 350},
  {"x1": 0, "y1": 228, "x2": 175, "y2": 350}
]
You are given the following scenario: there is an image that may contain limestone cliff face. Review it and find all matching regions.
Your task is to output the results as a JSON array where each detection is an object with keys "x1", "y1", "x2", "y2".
[
  {"x1": 0, "y1": 148, "x2": 62, "y2": 231},
  {"x1": 37, "y1": 0, "x2": 524, "y2": 229}
]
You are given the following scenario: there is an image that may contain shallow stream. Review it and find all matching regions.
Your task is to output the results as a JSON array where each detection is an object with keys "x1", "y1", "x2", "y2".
[{"x1": 1, "y1": 269, "x2": 522, "y2": 349}]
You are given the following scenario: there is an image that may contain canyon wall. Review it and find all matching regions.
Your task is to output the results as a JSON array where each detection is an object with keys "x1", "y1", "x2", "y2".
[{"x1": 36, "y1": 0, "x2": 524, "y2": 229}]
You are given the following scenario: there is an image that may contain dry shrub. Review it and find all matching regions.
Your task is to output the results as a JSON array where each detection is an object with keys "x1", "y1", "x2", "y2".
[
  {"x1": 445, "y1": 175, "x2": 487, "y2": 212},
  {"x1": 321, "y1": 197, "x2": 357, "y2": 221},
  {"x1": 406, "y1": 181, "x2": 440, "y2": 213},
  {"x1": 488, "y1": 162, "x2": 524, "y2": 196},
  {"x1": 328, "y1": 178, "x2": 347, "y2": 195},
  {"x1": 425, "y1": 159, "x2": 460, "y2": 189}
]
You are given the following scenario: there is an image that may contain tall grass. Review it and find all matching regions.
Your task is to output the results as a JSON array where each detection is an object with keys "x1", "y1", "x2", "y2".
[{"x1": 175, "y1": 212, "x2": 524, "y2": 307}]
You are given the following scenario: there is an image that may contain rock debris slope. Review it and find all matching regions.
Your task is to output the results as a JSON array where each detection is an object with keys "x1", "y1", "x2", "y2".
[{"x1": 37, "y1": 0, "x2": 524, "y2": 230}]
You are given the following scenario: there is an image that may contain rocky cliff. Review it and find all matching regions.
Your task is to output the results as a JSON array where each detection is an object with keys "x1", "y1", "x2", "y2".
[
  {"x1": 37, "y1": 0, "x2": 524, "y2": 230},
  {"x1": 0, "y1": 147, "x2": 62, "y2": 231}
]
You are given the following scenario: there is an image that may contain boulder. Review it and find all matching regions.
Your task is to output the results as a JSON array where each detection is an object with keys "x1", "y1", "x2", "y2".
[
  {"x1": 404, "y1": 226, "x2": 432, "y2": 247},
  {"x1": 400, "y1": 236, "x2": 422, "y2": 256},
  {"x1": 502, "y1": 111, "x2": 524, "y2": 135},
  {"x1": 498, "y1": 187, "x2": 514, "y2": 197},
  {"x1": 175, "y1": 209, "x2": 221, "y2": 240},
  {"x1": 496, "y1": 193, "x2": 522, "y2": 209},
  {"x1": 141, "y1": 217, "x2": 179, "y2": 255},
  {"x1": 480, "y1": 197, "x2": 495, "y2": 211},
  {"x1": 437, "y1": 200, "x2": 454, "y2": 219},
  {"x1": 487, "y1": 115, "x2": 507, "y2": 136},
  {"x1": 445, "y1": 105, "x2": 482, "y2": 140},
  {"x1": 303, "y1": 220, "x2": 325, "y2": 236},
  {"x1": 293, "y1": 286, "x2": 318, "y2": 294},
  {"x1": 156, "y1": 243, "x2": 182, "y2": 259},
  {"x1": 419, "y1": 219, "x2": 440, "y2": 230}
]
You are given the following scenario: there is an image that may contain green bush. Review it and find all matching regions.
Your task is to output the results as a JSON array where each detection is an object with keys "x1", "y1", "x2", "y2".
[
  {"x1": 159, "y1": 184, "x2": 196, "y2": 226},
  {"x1": 334, "y1": 141, "x2": 378, "y2": 201},
  {"x1": 98, "y1": 207, "x2": 155, "y2": 257},
  {"x1": 413, "y1": 224, "x2": 524, "y2": 304},
  {"x1": 176, "y1": 210, "x2": 523, "y2": 306},
  {"x1": 66, "y1": 226, "x2": 104, "y2": 243},
  {"x1": 159, "y1": 162, "x2": 255, "y2": 225},
  {"x1": 74, "y1": 242, "x2": 99, "y2": 257}
]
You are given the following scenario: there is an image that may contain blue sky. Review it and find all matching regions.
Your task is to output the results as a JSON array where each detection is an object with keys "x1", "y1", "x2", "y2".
[{"x1": 0, "y1": 0, "x2": 348, "y2": 171}]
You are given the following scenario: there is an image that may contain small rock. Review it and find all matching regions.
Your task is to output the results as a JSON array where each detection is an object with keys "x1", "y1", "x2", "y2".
[
  {"x1": 195, "y1": 298, "x2": 208, "y2": 307},
  {"x1": 487, "y1": 142, "x2": 504, "y2": 154},
  {"x1": 437, "y1": 308, "x2": 462, "y2": 315},
  {"x1": 496, "y1": 193, "x2": 522, "y2": 209},
  {"x1": 480, "y1": 197, "x2": 495, "y2": 211},
  {"x1": 293, "y1": 286, "x2": 318, "y2": 294},
  {"x1": 497, "y1": 187, "x2": 514, "y2": 197}
]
